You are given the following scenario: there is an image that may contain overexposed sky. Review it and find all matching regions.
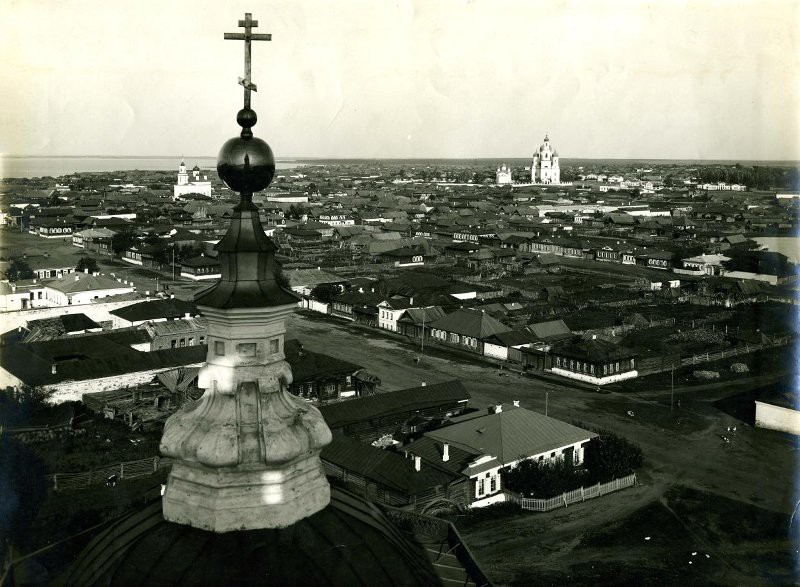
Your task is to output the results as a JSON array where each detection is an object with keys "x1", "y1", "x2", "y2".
[{"x1": 1, "y1": 0, "x2": 798, "y2": 160}]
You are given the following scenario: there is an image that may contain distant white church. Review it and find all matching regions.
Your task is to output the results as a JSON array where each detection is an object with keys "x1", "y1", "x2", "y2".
[
  {"x1": 531, "y1": 134, "x2": 560, "y2": 184},
  {"x1": 496, "y1": 163, "x2": 513, "y2": 185},
  {"x1": 173, "y1": 160, "x2": 213, "y2": 200}
]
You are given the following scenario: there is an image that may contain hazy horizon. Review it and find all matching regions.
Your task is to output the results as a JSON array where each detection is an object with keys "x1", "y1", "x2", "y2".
[
  {"x1": 2, "y1": 0, "x2": 798, "y2": 161},
  {"x1": 4, "y1": 154, "x2": 799, "y2": 164}
]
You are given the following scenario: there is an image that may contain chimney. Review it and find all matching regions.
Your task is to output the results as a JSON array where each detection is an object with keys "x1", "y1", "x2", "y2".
[
  {"x1": 170, "y1": 294, "x2": 175, "y2": 299},
  {"x1": 421, "y1": 381, "x2": 426, "y2": 387},
  {"x1": 409, "y1": 297, "x2": 413, "y2": 305},
  {"x1": 513, "y1": 400, "x2": 520, "y2": 407},
  {"x1": 184, "y1": 312, "x2": 191, "y2": 319},
  {"x1": 51, "y1": 364, "x2": 57, "y2": 374},
  {"x1": 592, "y1": 334, "x2": 597, "y2": 340},
  {"x1": 74, "y1": 275, "x2": 80, "y2": 281},
  {"x1": 414, "y1": 456, "x2": 421, "y2": 472},
  {"x1": 84, "y1": 268, "x2": 89, "y2": 274},
  {"x1": 442, "y1": 443, "x2": 450, "y2": 462},
  {"x1": 491, "y1": 403, "x2": 503, "y2": 414}
]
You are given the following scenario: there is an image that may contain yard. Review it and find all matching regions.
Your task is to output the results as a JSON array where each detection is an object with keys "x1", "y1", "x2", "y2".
[{"x1": 285, "y1": 312, "x2": 798, "y2": 585}]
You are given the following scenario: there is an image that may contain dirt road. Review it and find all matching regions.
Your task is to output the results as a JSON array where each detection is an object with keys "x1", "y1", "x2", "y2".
[{"x1": 288, "y1": 312, "x2": 798, "y2": 584}]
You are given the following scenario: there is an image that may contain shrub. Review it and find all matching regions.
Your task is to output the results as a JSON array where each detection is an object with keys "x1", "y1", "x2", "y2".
[
  {"x1": 505, "y1": 458, "x2": 590, "y2": 498},
  {"x1": 693, "y1": 370, "x2": 720, "y2": 380},
  {"x1": 730, "y1": 363, "x2": 749, "y2": 374},
  {"x1": 583, "y1": 431, "x2": 643, "y2": 483}
]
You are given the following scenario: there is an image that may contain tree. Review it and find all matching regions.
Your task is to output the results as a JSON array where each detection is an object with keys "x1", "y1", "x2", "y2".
[
  {"x1": 310, "y1": 282, "x2": 340, "y2": 303},
  {"x1": 275, "y1": 264, "x2": 290, "y2": 290},
  {"x1": 5, "y1": 257, "x2": 34, "y2": 282},
  {"x1": 288, "y1": 204, "x2": 307, "y2": 220},
  {"x1": 75, "y1": 256, "x2": 99, "y2": 274},
  {"x1": 111, "y1": 229, "x2": 137, "y2": 257},
  {"x1": 583, "y1": 431, "x2": 643, "y2": 483},
  {"x1": 175, "y1": 243, "x2": 204, "y2": 263}
]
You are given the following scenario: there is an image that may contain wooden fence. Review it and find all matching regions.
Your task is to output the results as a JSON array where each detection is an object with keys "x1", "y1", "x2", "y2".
[
  {"x1": 48, "y1": 456, "x2": 164, "y2": 492},
  {"x1": 504, "y1": 473, "x2": 636, "y2": 512},
  {"x1": 680, "y1": 337, "x2": 790, "y2": 367}
]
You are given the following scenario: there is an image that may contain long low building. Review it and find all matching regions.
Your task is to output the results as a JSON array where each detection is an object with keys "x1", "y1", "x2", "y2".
[
  {"x1": 0, "y1": 329, "x2": 206, "y2": 403},
  {"x1": 319, "y1": 380, "x2": 471, "y2": 442}
]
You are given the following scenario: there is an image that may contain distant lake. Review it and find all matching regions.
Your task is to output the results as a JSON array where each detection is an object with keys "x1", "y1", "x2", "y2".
[
  {"x1": 0, "y1": 156, "x2": 306, "y2": 179},
  {"x1": 753, "y1": 236, "x2": 800, "y2": 263}
]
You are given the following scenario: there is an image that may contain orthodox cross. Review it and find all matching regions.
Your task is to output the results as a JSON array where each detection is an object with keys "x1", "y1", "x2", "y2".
[{"x1": 224, "y1": 13, "x2": 271, "y2": 109}]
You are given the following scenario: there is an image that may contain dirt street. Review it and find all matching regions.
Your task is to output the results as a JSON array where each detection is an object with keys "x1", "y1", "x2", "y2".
[{"x1": 287, "y1": 312, "x2": 798, "y2": 584}]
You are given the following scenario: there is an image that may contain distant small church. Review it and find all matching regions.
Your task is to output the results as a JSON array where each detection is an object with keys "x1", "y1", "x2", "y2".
[
  {"x1": 496, "y1": 163, "x2": 512, "y2": 185},
  {"x1": 173, "y1": 159, "x2": 212, "y2": 200},
  {"x1": 531, "y1": 134, "x2": 560, "y2": 184}
]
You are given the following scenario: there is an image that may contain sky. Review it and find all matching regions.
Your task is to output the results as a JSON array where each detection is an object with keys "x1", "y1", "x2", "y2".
[{"x1": 1, "y1": 0, "x2": 798, "y2": 160}]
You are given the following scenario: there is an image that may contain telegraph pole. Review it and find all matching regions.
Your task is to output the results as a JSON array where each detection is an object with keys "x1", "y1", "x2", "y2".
[{"x1": 671, "y1": 366, "x2": 674, "y2": 412}]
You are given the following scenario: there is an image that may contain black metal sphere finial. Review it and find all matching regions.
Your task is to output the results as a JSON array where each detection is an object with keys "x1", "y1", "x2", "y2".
[{"x1": 217, "y1": 14, "x2": 275, "y2": 198}]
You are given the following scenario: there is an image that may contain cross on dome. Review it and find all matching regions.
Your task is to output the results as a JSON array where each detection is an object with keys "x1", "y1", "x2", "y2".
[{"x1": 224, "y1": 12, "x2": 272, "y2": 109}]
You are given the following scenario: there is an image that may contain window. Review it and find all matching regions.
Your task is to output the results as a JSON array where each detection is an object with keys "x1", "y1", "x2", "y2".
[
  {"x1": 188, "y1": 337, "x2": 194, "y2": 345},
  {"x1": 214, "y1": 341, "x2": 225, "y2": 356},
  {"x1": 237, "y1": 343, "x2": 256, "y2": 357},
  {"x1": 179, "y1": 338, "x2": 186, "y2": 347},
  {"x1": 477, "y1": 478, "x2": 485, "y2": 497},
  {"x1": 199, "y1": 336, "x2": 205, "y2": 344},
  {"x1": 490, "y1": 477, "x2": 497, "y2": 493},
  {"x1": 171, "y1": 340, "x2": 177, "y2": 349},
  {"x1": 270, "y1": 338, "x2": 279, "y2": 354}
]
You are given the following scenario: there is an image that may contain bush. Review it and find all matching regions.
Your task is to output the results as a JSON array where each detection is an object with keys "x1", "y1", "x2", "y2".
[
  {"x1": 583, "y1": 432, "x2": 644, "y2": 483},
  {"x1": 505, "y1": 458, "x2": 590, "y2": 498},
  {"x1": 730, "y1": 363, "x2": 749, "y2": 374},
  {"x1": 693, "y1": 370, "x2": 720, "y2": 380}
]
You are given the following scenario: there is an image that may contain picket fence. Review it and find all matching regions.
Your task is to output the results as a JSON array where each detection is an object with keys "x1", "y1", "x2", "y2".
[
  {"x1": 48, "y1": 456, "x2": 164, "y2": 492},
  {"x1": 504, "y1": 473, "x2": 636, "y2": 512}
]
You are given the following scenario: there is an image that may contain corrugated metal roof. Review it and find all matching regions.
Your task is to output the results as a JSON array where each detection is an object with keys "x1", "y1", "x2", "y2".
[
  {"x1": 424, "y1": 407, "x2": 596, "y2": 467},
  {"x1": 48, "y1": 272, "x2": 134, "y2": 294},
  {"x1": 427, "y1": 308, "x2": 511, "y2": 339},
  {"x1": 322, "y1": 435, "x2": 459, "y2": 494},
  {"x1": 529, "y1": 319, "x2": 572, "y2": 341}
]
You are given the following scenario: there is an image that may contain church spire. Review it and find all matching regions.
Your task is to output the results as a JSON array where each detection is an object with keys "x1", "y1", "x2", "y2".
[{"x1": 160, "y1": 12, "x2": 332, "y2": 532}]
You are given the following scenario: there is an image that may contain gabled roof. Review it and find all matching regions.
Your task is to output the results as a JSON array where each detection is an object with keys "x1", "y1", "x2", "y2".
[
  {"x1": 321, "y1": 435, "x2": 459, "y2": 495},
  {"x1": 428, "y1": 308, "x2": 511, "y2": 339},
  {"x1": 0, "y1": 333, "x2": 204, "y2": 387},
  {"x1": 110, "y1": 298, "x2": 198, "y2": 322},
  {"x1": 396, "y1": 306, "x2": 446, "y2": 325},
  {"x1": 552, "y1": 339, "x2": 638, "y2": 361},
  {"x1": 23, "y1": 313, "x2": 101, "y2": 342},
  {"x1": 284, "y1": 339, "x2": 362, "y2": 382},
  {"x1": 319, "y1": 380, "x2": 470, "y2": 430},
  {"x1": 483, "y1": 329, "x2": 538, "y2": 348},
  {"x1": 286, "y1": 268, "x2": 345, "y2": 288},
  {"x1": 528, "y1": 319, "x2": 572, "y2": 341},
  {"x1": 46, "y1": 272, "x2": 134, "y2": 295},
  {"x1": 420, "y1": 407, "x2": 596, "y2": 468}
]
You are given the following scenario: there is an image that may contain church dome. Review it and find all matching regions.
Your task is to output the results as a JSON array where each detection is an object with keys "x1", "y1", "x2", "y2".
[
  {"x1": 63, "y1": 488, "x2": 443, "y2": 586},
  {"x1": 193, "y1": 165, "x2": 200, "y2": 171}
]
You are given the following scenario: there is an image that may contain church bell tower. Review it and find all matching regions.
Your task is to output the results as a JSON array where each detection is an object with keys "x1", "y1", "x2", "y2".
[{"x1": 160, "y1": 13, "x2": 332, "y2": 532}]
